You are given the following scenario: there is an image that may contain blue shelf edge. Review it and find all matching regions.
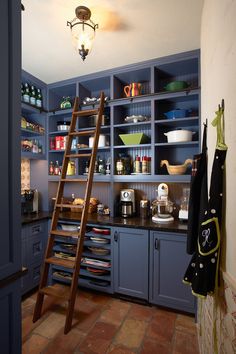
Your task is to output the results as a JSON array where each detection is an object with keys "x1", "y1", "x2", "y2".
[{"x1": 21, "y1": 152, "x2": 46, "y2": 160}]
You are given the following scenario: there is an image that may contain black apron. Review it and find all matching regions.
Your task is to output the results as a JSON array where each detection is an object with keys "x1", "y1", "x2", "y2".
[
  {"x1": 183, "y1": 107, "x2": 227, "y2": 298},
  {"x1": 186, "y1": 123, "x2": 208, "y2": 255}
]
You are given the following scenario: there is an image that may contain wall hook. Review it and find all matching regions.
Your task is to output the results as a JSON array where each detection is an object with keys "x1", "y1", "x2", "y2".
[{"x1": 221, "y1": 99, "x2": 225, "y2": 111}]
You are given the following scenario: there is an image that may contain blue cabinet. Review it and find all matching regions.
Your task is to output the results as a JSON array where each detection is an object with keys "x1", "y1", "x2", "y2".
[
  {"x1": 149, "y1": 231, "x2": 195, "y2": 313},
  {"x1": 113, "y1": 227, "x2": 149, "y2": 300},
  {"x1": 0, "y1": 279, "x2": 22, "y2": 354},
  {"x1": 21, "y1": 221, "x2": 48, "y2": 294},
  {"x1": 0, "y1": 1, "x2": 22, "y2": 352}
]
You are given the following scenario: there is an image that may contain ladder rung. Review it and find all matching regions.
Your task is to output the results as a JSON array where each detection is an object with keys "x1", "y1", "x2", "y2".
[
  {"x1": 56, "y1": 204, "x2": 85, "y2": 211},
  {"x1": 65, "y1": 153, "x2": 91, "y2": 158},
  {"x1": 69, "y1": 130, "x2": 95, "y2": 136},
  {"x1": 56, "y1": 203, "x2": 72, "y2": 209},
  {"x1": 50, "y1": 230, "x2": 81, "y2": 238},
  {"x1": 73, "y1": 109, "x2": 98, "y2": 117},
  {"x1": 45, "y1": 257, "x2": 75, "y2": 269},
  {"x1": 61, "y1": 178, "x2": 87, "y2": 183},
  {"x1": 39, "y1": 284, "x2": 71, "y2": 300}
]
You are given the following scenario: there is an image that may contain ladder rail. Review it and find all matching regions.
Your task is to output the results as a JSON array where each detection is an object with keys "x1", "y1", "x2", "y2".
[
  {"x1": 33, "y1": 93, "x2": 105, "y2": 334},
  {"x1": 64, "y1": 91, "x2": 105, "y2": 333}
]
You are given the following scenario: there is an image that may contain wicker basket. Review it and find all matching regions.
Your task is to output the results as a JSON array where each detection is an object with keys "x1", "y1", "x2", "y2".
[{"x1": 70, "y1": 204, "x2": 97, "y2": 214}]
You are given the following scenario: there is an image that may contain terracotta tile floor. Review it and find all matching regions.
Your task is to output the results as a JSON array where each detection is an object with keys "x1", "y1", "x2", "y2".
[{"x1": 22, "y1": 288, "x2": 199, "y2": 354}]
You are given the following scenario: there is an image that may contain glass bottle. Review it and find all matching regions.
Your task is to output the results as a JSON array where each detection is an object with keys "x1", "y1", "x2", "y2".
[
  {"x1": 30, "y1": 85, "x2": 36, "y2": 106},
  {"x1": 85, "y1": 160, "x2": 89, "y2": 174},
  {"x1": 106, "y1": 157, "x2": 111, "y2": 175},
  {"x1": 147, "y1": 157, "x2": 151, "y2": 173},
  {"x1": 36, "y1": 88, "x2": 42, "y2": 108},
  {"x1": 116, "y1": 155, "x2": 124, "y2": 175},
  {"x1": 54, "y1": 161, "x2": 60, "y2": 175},
  {"x1": 21, "y1": 84, "x2": 24, "y2": 101},
  {"x1": 98, "y1": 157, "x2": 106, "y2": 174},
  {"x1": 122, "y1": 154, "x2": 131, "y2": 175},
  {"x1": 94, "y1": 158, "x2": 99, "y2": 173},
  {"x1": 23, "y1": 83, "x2": 30, "y2": 103},
  {"x1": 49, "y1": 161, "x2": 54, "y2": 175}
]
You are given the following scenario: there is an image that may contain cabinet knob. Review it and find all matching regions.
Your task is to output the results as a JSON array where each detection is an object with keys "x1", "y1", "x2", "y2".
[
  {"x1": 155, "y1": 238, "x2": 159, "y2": 250},
  {"x1": 114, "y1": 231, "x2": 119, "y2": 242}
]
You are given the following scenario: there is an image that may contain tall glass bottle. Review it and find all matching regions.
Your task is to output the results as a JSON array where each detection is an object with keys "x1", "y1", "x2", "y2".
[
  {"x1": 30, "y1": 85, "x2": 36, "y2": 106},
  {"x1": 21, "y1": 84, "x2": 24, "y2": 102},
  {"x1": 36, "y1": 88, "x2": 42, "y2": 108},
  {"x1": 23, "y1": 83, "x2": 30, "y2": 103}
]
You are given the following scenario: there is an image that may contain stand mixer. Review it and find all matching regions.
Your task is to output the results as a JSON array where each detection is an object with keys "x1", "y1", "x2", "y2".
[{"x1": 151, "y1": 183, "x2": 174, "y2": 223}]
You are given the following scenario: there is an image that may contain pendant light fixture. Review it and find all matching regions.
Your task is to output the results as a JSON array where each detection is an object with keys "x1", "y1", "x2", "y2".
[{"x1": 67, "y1": 6, "x2": 98, "y2": 61}]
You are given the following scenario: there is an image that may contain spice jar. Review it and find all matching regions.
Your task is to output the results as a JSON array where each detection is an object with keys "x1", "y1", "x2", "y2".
[
  {"x1": 140, "y1": 199, "x2": 150, "y2": 219},
  {"x1": 134, "y1": 155, "x2": 141, "y2": 173},
  {"x1": 142, "y1": 156, "x2": 148, "y2": 174}
]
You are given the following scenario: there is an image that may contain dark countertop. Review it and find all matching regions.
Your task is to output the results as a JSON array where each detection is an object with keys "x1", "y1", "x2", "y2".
[
  {"x1": 57, "y1": 212, "x2": 188, "y2": 234},
  {"x1": 21, "y1": 211, "x2": 188, "y2": 233},
  {"x1": 21, "y1": 211, "x2": 51, "y2": 225}
]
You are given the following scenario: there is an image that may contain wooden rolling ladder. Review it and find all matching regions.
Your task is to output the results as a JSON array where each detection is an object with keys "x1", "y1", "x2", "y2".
[{"x1": 33, "y1": 92, "x2": 105, "y2": 334}]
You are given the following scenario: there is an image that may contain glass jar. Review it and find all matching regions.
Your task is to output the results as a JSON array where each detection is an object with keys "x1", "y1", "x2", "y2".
[
  {"x1": 98, "y1": 158, "x2": 106, "y2": 174},
  {"x1": 116, "y1": 156, "x2": 124, "y2": 175},
  {"x1": 134, "y1": 155, "x2": 141, "y2": 173},
  {"x1": 142, "y1": 156, "x2": 148, "y2": 173},
  {"x1": 122, "y1": 154, "x2": 131, "y2": 175}
]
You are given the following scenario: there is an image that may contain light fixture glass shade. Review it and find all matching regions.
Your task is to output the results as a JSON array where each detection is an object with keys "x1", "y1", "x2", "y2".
[{"x1": 71, "y1": 23, "x2": 95, "y2": 60}]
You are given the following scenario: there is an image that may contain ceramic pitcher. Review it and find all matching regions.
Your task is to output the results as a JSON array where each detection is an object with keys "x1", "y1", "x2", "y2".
[{"x1": 124, "y1": 82, "x2": 142, "y2": 97}]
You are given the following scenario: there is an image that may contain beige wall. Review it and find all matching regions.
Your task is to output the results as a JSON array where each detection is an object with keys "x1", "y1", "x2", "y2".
[
  {"x1": 201, "y1": 0, "x2": 236, "y2": 279},
  {"x1": 199, "y1": 1, "x2": 236, "y2": 353}
]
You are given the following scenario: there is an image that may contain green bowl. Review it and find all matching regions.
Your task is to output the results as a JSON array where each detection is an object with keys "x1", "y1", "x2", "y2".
[
  {"x1": 164, "y1": 81, "x2": 189, "y2": 91},
  {"x1": 119, "y1": 133, "x2": 149, "y2": 145}
]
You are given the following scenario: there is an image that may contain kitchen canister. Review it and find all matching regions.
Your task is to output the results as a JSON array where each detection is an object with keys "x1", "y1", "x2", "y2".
[
  {"x1": 89, "y1": 134, "x2": 107, "y2": 148},
  {"x1": 140, "y1": 199, "x2": 150, "y2": 219}
]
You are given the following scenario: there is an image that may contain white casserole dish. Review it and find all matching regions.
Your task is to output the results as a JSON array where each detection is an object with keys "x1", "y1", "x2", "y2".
[{"x1": 164, "y1": 129, "x2": 195, "y2": 143}]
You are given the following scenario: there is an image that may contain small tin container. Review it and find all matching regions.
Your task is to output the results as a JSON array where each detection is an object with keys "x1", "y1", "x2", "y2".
[{"x1": 140, "y1": 199, "x2": 150, "y2": 219}]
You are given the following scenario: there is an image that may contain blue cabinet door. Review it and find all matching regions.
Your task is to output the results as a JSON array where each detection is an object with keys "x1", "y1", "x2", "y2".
[
  {"x1": 21, "y1": 221, "x2": 48, "y2": 295},
  {"x1": 149, "y1": 231, "x2": 195, "y2": 313},
  {"x1": 0, "y1": 280, "x2": 22, "y2": 354},
  {"x1": 0, "y1": 2, "x2": 22, "y2": 353},
  {"x1": 113, "y1": 227, "x2": 149, "y2": 299},
  {"x1": 0, "y1": 0, "x2": 21, "y2": 280}
]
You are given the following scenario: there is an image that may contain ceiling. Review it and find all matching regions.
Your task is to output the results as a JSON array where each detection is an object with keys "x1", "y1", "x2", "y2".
[{"x1": 22, "y1": 0, "x2": 204, "y2": 84}]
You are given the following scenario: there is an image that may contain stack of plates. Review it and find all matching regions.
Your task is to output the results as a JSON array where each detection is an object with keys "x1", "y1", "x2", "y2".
[
  {"x1": 87, "y1": 267, "x2": 109, "y2": 276},
  {"x1": 88, "y1": 247, "x2": 110, "y2": 256},
  {"x1": 82, "y1": 257, "x2": 111, "y2": 268},
  {"x1": 92, "y1": 227, "x2": 110, "y2": 235},
  {"x1": 90, "y1": 236, "x2": 109, "y2": 244}
]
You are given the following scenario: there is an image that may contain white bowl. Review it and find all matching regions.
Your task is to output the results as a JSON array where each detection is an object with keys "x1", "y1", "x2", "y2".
[
  {"x1": 164, "y1": 130, "x2": 195, "y2": 143},
  {"x1": 60, "y1": 224, "x2": 79, "y2": 231}
]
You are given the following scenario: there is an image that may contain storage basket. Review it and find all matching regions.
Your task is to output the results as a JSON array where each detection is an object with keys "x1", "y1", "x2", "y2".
[{"x1": 70, "y1": 204, "x2": 97, "y2": 214}]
